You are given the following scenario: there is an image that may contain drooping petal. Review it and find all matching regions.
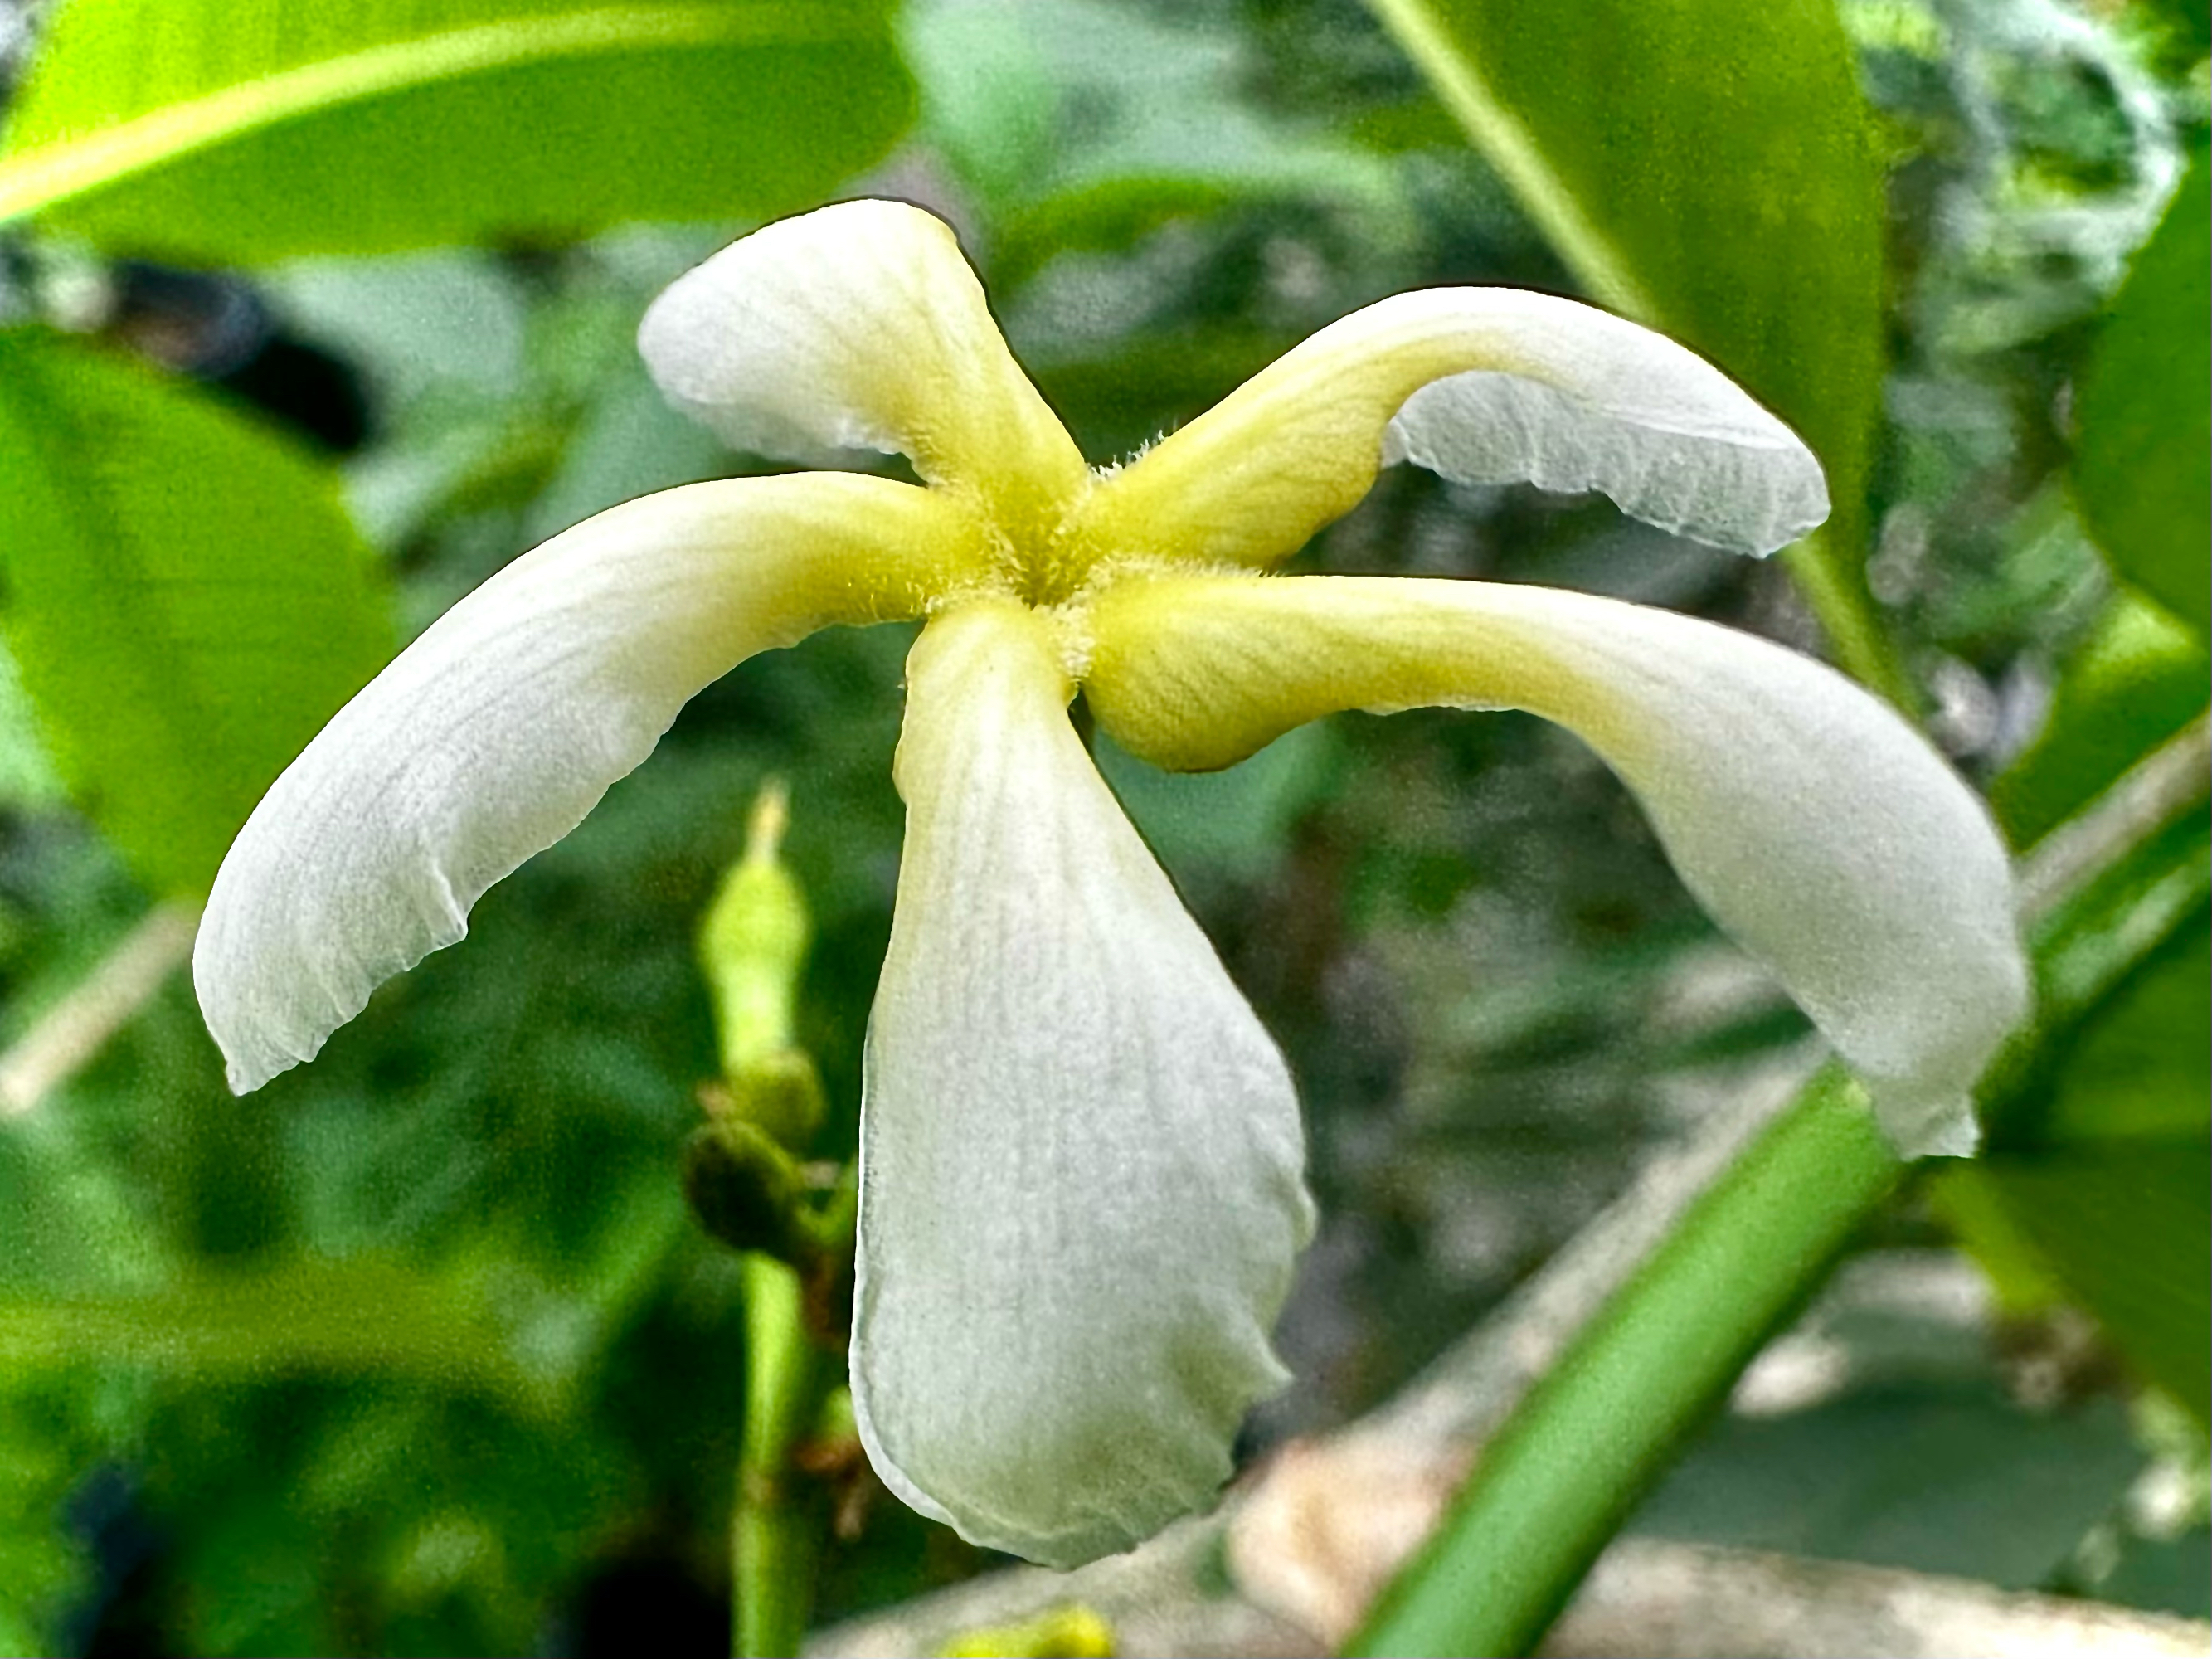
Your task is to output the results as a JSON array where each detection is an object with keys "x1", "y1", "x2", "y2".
[
  {"x1": 1064, "y1": 288, "x2": 1826, "y2": 577},
  {"x1": 853, "y1": 597, "x2": 1315, "y2": 1567},
  {"x1": 195, "y1": 474, "x2": 981, "y2": 1095},
  {"x1": 1085, "y1": 575, "x2": 2026, "y2": 1157},
  {"x1": 639, "y1": 198, "x2": 1087, "y2": 547}
]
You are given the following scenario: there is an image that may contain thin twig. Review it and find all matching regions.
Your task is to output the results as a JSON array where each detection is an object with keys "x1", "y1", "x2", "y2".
[
  {"x1": 2016, "y1": 713, "x2": 2211, "y2": 920},
  {"x1": 0, "y1": 901, "x2": 200, "y2": 1117}
]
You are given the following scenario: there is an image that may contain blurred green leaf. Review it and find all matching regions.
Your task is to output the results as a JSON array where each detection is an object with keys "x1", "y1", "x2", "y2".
[
  {"x1": 991, "y1": 148, "x2": 1412, "y2": 294},
  {"x1": 1948, "y1": 921, "x2": 2211, "y2": 1423},
  {"x1": 0, "y1": 635, "x2": 70, "y2": 812},
  {"x1": 2046, "y1": 923, "x2": 2210, "y2": 1146},
  {"x1": 2073, "y1": 144, "x2": 2211, "y2": 635},
  {"x1": 0, "y1": 1387, "x2": 94, "y2": 1657},
  {"x1": 1929, "y1": 1169, "x2": 2072, "y2": 1315},
  {"x1": 911, "y1": 0, "x2": 1414, "y2": 290},
  {"x1": 0, "y1": 0, "x2": 913, "y2": 262},
  {"x1": 2139, "y1": 0, "x2": 2212, "y2": 56},
  {"x1": 903, "y1": 0, "x2": 1060, "y2": 206},
  {"x1": 1992, "y1": 594, "x2": 2210, "y2": 849},
  {"x1": 1363, "y1": 0, "x2": 1902, "y2": 700},
  {"x1": 1027, "y1": 327, "x2": 1296, "y2": 465},
  {"x1": 0, "y1": 1258, "x2": 584, "y2": 1423},
  {"x1": 1096, "y1": 722, "x2": 1338, "y2": 883},
  {"x1": 994, "y1": 175, "x2": 1245, "y2": 288},
  {"x1": 0, "y1": 330, "x2": 391, "y2": 893},
  {"x1": 1962, "y1": 1136, "x2": 2210, "y2": 1422},
  {"x1": 523, "y1": 354, "x2": 730, "y2": 540},
  {"x1": 1632, "y1": 1384, "x2": 2143, "y2": 1590}
]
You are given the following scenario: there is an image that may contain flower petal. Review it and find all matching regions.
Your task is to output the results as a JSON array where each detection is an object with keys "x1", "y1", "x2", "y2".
[
  {"x1": 195, "y1": 474, "x2": 979, "y2": 1095},
  {"x1": 1085, "y1": 575, "x2": 2026, "y2": 1157},
  {"x1": 639, "y1": 199, "x2": 1087, "y2": 546},
  {"x1": 853, "y1": 597, "x2": 1315, "y2": 1567},
  {"x1": 1066, "y1": 288, "x2": 1826, "y2": 575}
]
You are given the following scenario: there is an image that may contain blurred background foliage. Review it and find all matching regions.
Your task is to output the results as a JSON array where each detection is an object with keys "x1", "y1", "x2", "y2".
[{"x1": 0, "y1": 0, "x2": 2204, "y2": 1653}]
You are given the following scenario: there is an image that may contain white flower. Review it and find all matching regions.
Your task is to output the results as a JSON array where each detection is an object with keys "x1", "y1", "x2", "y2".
[{"x1": 194, "y1": 199, "x2": 2027, "y2": 1567}]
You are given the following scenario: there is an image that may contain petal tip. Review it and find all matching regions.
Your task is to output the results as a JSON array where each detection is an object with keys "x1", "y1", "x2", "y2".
[
  {"x1": 193, "y1": 928, "x2": 338, "y2": 1097},
  {"x1": 635, "y1": 198, "x2": 1021, "y2": 473},
  {"x1": 1359, "y1": 289, "x2": 1836, "y2": 559},
  {"x1": 221, "y1": 1049, "x2": 294, "y2": 1098},
  {"x1": 1877, "y1": 1092, "x2": 1983, "y2": 1160}
]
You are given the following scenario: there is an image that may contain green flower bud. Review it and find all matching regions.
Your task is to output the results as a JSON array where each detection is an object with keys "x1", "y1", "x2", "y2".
[
  {"x1": 700, "y1": 781, "x2": 812, "y2": 1081},
  {"x1": 681, "y1": 1117, "x2": 810, "y2": 1262}
]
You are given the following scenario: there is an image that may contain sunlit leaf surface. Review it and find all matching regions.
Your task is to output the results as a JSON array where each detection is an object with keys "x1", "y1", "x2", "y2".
[
  {"x1": 0, "y1": 0, "x2": 913, "y2": 260},
  {"x1": 2073, "y1": 144, "x2": 2211, "y2": 635},
  {"x1": 0, "y1": 330, "x2": 391, "y2": 893}
]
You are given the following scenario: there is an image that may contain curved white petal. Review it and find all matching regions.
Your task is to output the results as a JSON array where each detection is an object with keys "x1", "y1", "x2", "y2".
[
  {"x1": 639, "y1": 199, "x2": 1087, "y2": 542},
  {"x1": 1087, "y1": 575, "x2": 2027, "y2": 1157},
  {"x1": 853, "y1": 598, "x2": 1315, "y2": 1567},
  {"x1": 195, "y1": 475, "x2": 979, "y2": 1094},
  {"x1": 1068, "y1": 287, "x2": 1825, "y2": 575}
]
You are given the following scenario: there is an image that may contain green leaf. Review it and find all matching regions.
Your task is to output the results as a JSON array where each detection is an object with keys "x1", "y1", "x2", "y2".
[
  {"x1": 1949, "y1": 923, "x2": 2211, "y2": 1423},
  {"x1": 909, "y1": 0, "x2": 1415, "y2": 293},
  {"x1": 1362, "y1": 0, "x2": 1905, "y2": 705},
  {"x1": 2073, "y1": 144, "x2": 2211, "y2": 635},
  {"x1": 2142, "y1": 0, "x2": 2212, "y2": 56},
  {"x1": 1957, "y1": 1141, "x2": 2210, "y2": 1422},
  {"x1": 0, "y1": 330, "x2": 391, "y2": 894},
  {"x1": 2047, "y1": 922, "x2": 2210, "y2": 1146},
  {"x1": 1096, "y1": 722, "x2": 1338, "y2": 883},
  {"x1": 1991, "y1": 593, "x2": 2210, "y2": 849},
  {"x1": 0, "y1": 1259, "x2": 550, "y2": 1402},
  {"x1": 1632, "y1": 1383, "x2": 2144, "y2": 1590},
  {"x1": 0, "y1": 0, "x2": 913, "y2": 262},
  {"x1": 0, "y1": 635, "x2": 70, "y2": 812},
  {"x1": 0, "y1": 1385, "x2": 91, "y2": 1659}
]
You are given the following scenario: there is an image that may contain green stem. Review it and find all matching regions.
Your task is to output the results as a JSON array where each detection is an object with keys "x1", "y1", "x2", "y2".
[
  {"x1": 734, "y1": 1252, "x2": 832, "y2": 1659},
  {"x1": 1348, "y1": 1065, "x2": 1896, "y2": 1658}
]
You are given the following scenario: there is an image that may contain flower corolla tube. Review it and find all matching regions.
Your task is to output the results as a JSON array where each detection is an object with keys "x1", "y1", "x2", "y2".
[{"x1": 194, "y1": 199, "x2": 2028, "y2": 1568}]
